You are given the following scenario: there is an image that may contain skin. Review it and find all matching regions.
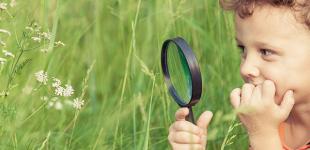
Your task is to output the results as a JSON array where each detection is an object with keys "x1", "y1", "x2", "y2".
[
  {"x1": 168, "y1": 108, "x2": 213, "y2": 150},
  {"x1": 168, "y1": 4, "x2": 310, "y2": 150},
  {"x1": 234, "y1": 5, "x2": 310, "y2": 149}
]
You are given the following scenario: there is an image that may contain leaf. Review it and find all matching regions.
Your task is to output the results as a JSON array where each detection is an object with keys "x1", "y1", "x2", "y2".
[{"x1": 14, "y1": 58, "x2": 32, "y2": 75}]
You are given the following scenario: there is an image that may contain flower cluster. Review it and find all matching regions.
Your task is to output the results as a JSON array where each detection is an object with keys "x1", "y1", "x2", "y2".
[
  {"x1": 34, "y1": 70, "x2": 48, "y2": 85},
  {"x1": 72, "y1": 98, "x2": 85, "y2": 110},
  {"x1": 25, "y1": 23, "x2": 65, "y2": 53},
  {"x1": 0, "y1": 48, "x2": 15, "y2": 65},
  {"x1": 0, "y1": 3, "x2": 7, "y2": 10},
  {"x1": 52, "y1": 78, "x2": 74, "y2": 97},
  {"x1": 0, "y1": 29, "x2": 13, "y2": 65},
  {"x1": 0, "y1": 0, "x2": 16, "y2": 11},
  {"x1": 34, "y1": 70, "x2": 84, "y2": 110}
]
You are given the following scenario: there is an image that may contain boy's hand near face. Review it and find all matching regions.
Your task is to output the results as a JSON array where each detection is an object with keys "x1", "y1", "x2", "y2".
[
  {"x1": 230, "y1": 80, "x2": 295, "y2": 150},
  {"x1": 168, "y1": 108, "x2": 213, "y2": 150}
]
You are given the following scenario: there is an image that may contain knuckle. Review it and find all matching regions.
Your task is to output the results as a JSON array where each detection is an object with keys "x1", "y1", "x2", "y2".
[{"x1": 174, "y1": 132, "x2": 185, "y2": 140}]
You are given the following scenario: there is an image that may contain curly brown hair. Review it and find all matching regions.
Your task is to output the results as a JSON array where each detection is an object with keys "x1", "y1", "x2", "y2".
[{"x1": 219, "y1": 0, "x2": 310, "y2": 29}]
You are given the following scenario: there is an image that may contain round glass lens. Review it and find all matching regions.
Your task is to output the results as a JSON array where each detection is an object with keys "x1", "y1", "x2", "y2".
[{"x1": 167, "y1": 43, "x2": 192, "y2": 103}]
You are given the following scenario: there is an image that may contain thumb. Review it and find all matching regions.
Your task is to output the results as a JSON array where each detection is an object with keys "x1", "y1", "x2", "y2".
[
  {"x1": 196, "y1": 111, "x2": 213, "y2": 134},
  {"x1": 279, "y1": 90, "x2": 295, "y2": 119},
  {"x1": 175, "y1": 107, "x2": 189, "y2": 121}
]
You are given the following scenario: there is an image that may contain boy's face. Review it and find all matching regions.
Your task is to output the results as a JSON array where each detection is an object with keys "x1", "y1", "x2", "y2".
[{"x1": 235, "y1": 5, "x2": 310, "y2": 104}]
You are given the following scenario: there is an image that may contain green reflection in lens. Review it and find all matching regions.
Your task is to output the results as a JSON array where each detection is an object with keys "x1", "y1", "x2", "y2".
[{"x1": 167, "y1": 43, "x2": 192, "y2": 103}]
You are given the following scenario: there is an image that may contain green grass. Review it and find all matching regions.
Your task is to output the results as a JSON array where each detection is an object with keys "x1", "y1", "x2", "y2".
[{"x1": 0, "y1": 0, "x2": 249, "y2": 149}]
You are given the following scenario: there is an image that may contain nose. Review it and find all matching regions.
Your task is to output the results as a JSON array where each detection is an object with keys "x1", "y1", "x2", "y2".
[{"x1": 240, "y1": 55, "x2": 260, "y2": 82}]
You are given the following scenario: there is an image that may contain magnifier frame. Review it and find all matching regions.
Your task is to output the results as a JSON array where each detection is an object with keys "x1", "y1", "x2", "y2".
[{"x1": 161, "y1": 37, "x2": 202, "y2": 108}]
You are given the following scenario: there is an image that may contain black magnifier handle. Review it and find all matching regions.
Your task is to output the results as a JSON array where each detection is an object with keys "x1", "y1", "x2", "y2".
[{"x1": 185, "y1": 107, "x2": 195, "y2": 124}]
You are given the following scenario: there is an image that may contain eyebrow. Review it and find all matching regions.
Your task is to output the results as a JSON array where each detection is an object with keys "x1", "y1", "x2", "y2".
[
  {"x1": 255, "y1": 41, "x2": 280, "y2": 49},
  {"x1": 235, "y1": 37, "x2": 282, "y2": 51}
]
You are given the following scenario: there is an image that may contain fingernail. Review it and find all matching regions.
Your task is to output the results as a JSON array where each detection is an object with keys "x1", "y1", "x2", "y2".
[{"x1": 288, "y1": 90, "x2": 293, "y2": 95}]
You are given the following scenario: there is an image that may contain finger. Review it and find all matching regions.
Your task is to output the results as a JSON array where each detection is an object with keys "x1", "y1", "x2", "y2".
[
  {"x1": 172, "y1": 121, "x2": 202, "y2": 135},
  {"x1": 175, "y1": 107, "x2": 189, "y2": 121},
  {"x1": 279, "y1": 90, "x2": 295, "y2": 119},
  {"x1": 196, "y1": 111, "x2": 213, "y2": 135},
  {"x1": 241, "y1": 84, "x2": 254, "y2": 104},
  {"x1": 171, "y1": 143, "x2": 203, "y2": 150},
  {"x1": 230, "y1": 88, "x2": 241, "y2": 108},
  {"x1": 251, "y1": 84, "x2": 262, "y2": 103},
  {"x1": 172, "y1": 131, "x2": 202, "y2": 144},
  {"x1": 262, "y1": 80, "x2": 276, "y2": 102}
]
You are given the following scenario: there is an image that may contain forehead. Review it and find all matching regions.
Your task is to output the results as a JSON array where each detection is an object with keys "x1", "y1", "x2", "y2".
[{"x1": 235, "y1": 5, "x2": 310, "y2": 42}]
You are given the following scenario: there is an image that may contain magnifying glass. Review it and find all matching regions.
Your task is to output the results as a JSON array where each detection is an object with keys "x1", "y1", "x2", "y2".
[{"x1": 161, "y1": 37, "x2": 202, "y2": 124}]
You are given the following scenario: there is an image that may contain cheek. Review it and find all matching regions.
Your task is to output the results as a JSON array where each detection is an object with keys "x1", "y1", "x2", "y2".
[
  {"x1": 264, "y1": 61, "x2": 310, "y2": 104},
  {"x1": 261, "y1": 52, "x2": 310, "y2": 104},
  {"x1": 260, "y1": 66, "x2": 288, "y2": 104},
  {"x1": 282, "y1": 58, "x2": 310, "y2": 103},
  {"x1": 287, "y1": 70, "x2": 310, "y2": 103}
]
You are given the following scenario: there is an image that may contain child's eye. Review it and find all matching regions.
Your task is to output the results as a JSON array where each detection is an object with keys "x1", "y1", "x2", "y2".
[{"x1": 260, "y1": 49, "x2": 274, "y2": 56}]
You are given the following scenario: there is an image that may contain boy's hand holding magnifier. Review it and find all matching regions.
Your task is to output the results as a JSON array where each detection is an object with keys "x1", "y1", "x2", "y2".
[{"x1": 161, "y1": 37, "x2": 213, "y2": 150}]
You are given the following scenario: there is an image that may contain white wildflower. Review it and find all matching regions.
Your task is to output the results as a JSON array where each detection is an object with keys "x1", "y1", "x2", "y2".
[
  {"x1": 55, "y1": 41, "x2": 65, "y2": 47},
  {"x1": 0, "y1": 57, "x2": 7, "y2": 65},
  {"x1": 55, "y1": 86, "x2": 64, "y2": 96},
  {"x1": 63, "y1": 84, "x2": 74, "y2": 97},
  {"x1": 40, "y1": 48, "x2": 49, "y2": 53},
  {"x1": 52, "y1": 78, "x2": 61, "y2": 88},
  {"x1": 40, "y1": 32, "x2": 51, "y2": 40},
  {"x1": 54, "y1": 101, "x2": 63, "y2": 110},
  {"x1": 2, "y1": 50, "x2": 15, "y2": 58},
  {"x1": 0, "y1": 3, "x2": 7, "y2": 10},
  {"x1": 0, "y1": 29, "x2": 11, "y2": 36},
  {"x1": 72, "y1": 98, "x2": 84, "y2": 110},
  {"x1": 34, "y1": 70, "x2": 48, "y2": 85},
  {"x1": 31, "y1": 37, "x2": 41, "y2": 43},
  {"x1": 10, "y1": 0, "x2": 16, "y2": 7}
]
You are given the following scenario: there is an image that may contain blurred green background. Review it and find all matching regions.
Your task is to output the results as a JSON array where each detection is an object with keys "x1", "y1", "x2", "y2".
[{"x1": 0, "y1": 0, "x2": 248, "y2": 149}]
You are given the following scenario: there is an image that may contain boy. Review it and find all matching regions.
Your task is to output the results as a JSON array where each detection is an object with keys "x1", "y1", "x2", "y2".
[{"x1": 168, "y1": 0, "x2": 310, "y2": 149}]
